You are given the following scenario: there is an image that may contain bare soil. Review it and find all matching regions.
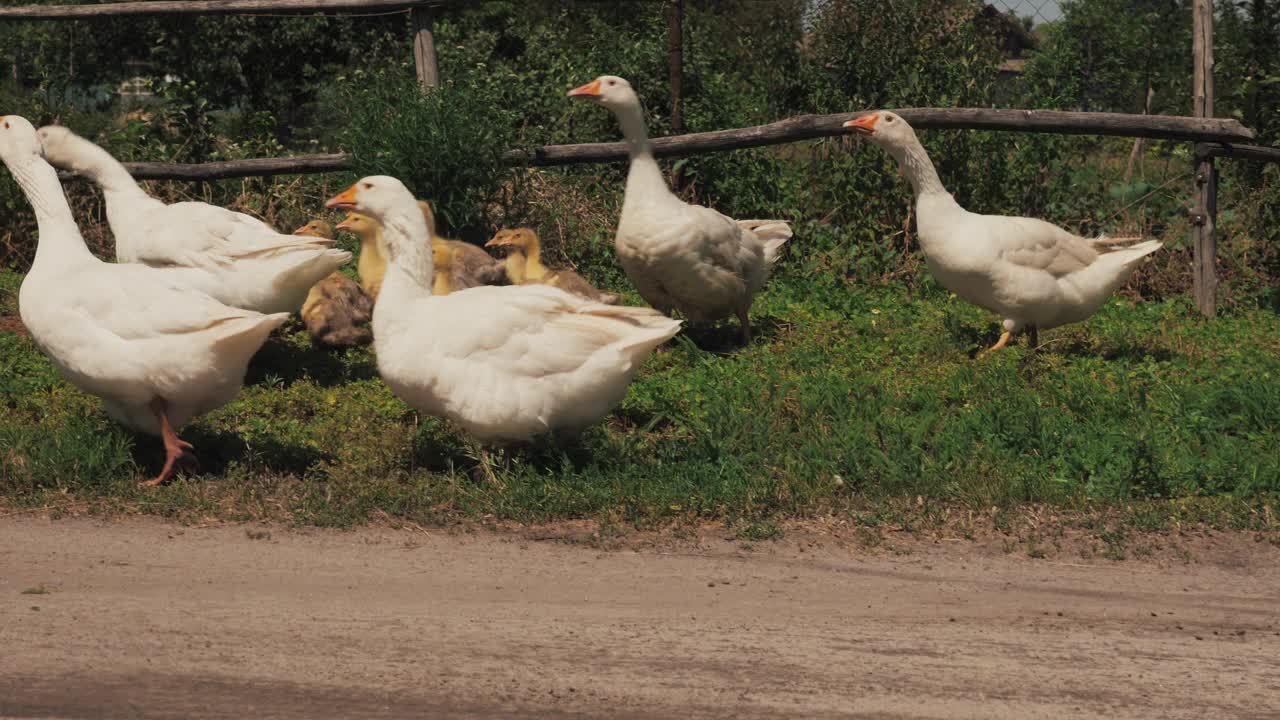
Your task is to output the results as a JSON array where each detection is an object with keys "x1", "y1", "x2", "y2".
[
  {"x1": 1, "y1": 516, "x2": 1278, "y2": 719},
  {"x1": 0, "y1": 314, "x2": 26, "y2": 336}
]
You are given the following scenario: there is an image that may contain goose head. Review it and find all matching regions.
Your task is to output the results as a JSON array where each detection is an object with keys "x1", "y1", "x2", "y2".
[
  {"x1": 432, "y1": 242, "x2": 453, "y2": 272},
  {"x1": 568, "y1": 75, "x2": 639, "y2": 112},
  {"x1": 842, "y1": 111, "x2": 917, "y2": 152},
  {"x1": 293, "y1": 219, "x2": 333, "y2": 239},
  {"x1": 0, "y1": 115, "x2": 44, "y2": 166},
  {"x1": 34, "y1": 123, "x2": 77, "y2": 167},
  {"x1": 484, "y1": 228, "x2": 537, "y2": 252},
  {"x1": 326, "y1": 176, "x2": 426, "y2": 258},
  {"x1": 335, "y1": 211, "x2": 377, "y2": 237}
]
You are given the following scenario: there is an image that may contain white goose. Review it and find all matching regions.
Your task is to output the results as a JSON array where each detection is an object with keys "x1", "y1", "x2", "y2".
[
  {"x1": 324, "y1": 176, "x2": 680, "y2": 443},
  {"x1": 844, "y1": 111, "x2": 1162, "y2": 353},
  {"x1": 1, "y1": 115, "x2": 288, "y2": 486},
  {"x1": 37, "y1": 124, "x2": 350, "y2": 314},
  {"x1": 569, "y1": 75, "x2": 792, "y2": 344}
]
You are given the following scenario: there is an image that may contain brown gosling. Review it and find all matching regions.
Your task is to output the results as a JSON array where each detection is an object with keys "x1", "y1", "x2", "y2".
[{"x1": 295, "y1": 220, "x2": 374, "y2": 348}]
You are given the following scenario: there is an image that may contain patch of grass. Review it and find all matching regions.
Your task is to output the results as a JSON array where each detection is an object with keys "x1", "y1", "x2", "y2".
[
  {"x1": 0, "y1": 268, "x2": 20, "y2": 315},
  {"x1": 20, "y1": 585, "x2": 53, "y2": 595},
  {"x1": 1, "y1": 275, "x2": 1278, "y2": 540}
]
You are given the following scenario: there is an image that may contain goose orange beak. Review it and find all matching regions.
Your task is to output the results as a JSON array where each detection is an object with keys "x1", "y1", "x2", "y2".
[
  {"x1": 326, "y1": 185, "x2": 359, "y2": 210},
  {"x1": 843, "y1": 114, "x2": 879, "y2": 135},
  {"x1": 292, "y1": 223, "x2": 310, "y2": 235},
  {"x1": 568, "y1": 79, "x2": 602, "y2": 98},
  {"x1": 484, "y1": 233, "x2": 510, "y2": 248}
]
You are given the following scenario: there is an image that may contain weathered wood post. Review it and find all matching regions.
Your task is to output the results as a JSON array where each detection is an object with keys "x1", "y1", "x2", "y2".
[
  {"x1": 1191, "y1": 0, "x2": 1217, "y2": 316},
  {"x1": 665, "y1": 0, "x2": 684, "y2": 187},
  {"x1": 666, "y1": 0, "x2": 684, "y2": 134},
  {"x1": 412, "y1": 4, "x2": 438, "y2": 89}
]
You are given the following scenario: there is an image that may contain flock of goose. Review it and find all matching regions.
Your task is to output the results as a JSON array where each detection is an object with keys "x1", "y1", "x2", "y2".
[{"x1": 0, "y1": 74, "x2": 1162, "y2": 486}]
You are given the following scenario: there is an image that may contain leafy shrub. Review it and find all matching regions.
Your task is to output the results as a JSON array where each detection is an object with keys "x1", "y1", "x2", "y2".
[{"x1": 338, "y1": 67, "x2": 519, "y2": 240}]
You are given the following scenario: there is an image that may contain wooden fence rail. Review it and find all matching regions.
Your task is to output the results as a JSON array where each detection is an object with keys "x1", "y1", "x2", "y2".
[
  {"x1": 506, "y1": 108, "x2": 1255, "y2": 167},
  {"x1": 58, "y1": 108, "x2": 1257, "y2": 182},
  {"x1": 91, "y1": 154, "x2": 352, "y2": 182},
  {"x1": 1196, "y1": 142, "x2": 1280, "y2": 163},
  {"x1": 0, "y1": 0, "x2": 448, "y2": 19}
]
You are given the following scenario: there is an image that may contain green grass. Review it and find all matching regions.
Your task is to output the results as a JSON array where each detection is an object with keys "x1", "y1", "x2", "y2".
[
  {"x1": 0, "y1": 268, "x2": 19, "y2": 315},
  {"x1": 2, "y1": 266, "x2": 1279, "y2": 537}
]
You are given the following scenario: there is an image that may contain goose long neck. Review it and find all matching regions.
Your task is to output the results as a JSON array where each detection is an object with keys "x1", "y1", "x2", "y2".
[
  {"x1": 355, "y1": 228, "x2": 387, "y2": 291},
  {"x1": 59, "y1": 133, "x2": 150, "y2": 199},
  {"x1": 504, "y1": 249, "x2": 528, "y2": 284},
  {"x1": 379, "y1": 203, "x2": 434, "y2": 296},
  {"x1": 7, "y1": 154, "x2": 93, "y2": 269},
  {"x1": 523, "y1": 238, "x2": 548, "y2": 279},
  {"x1": 895, "y1": 137, "x2": 948, "y2": 198},
  {"x1": 614, "y1": 100, "x2": 670, "y2": 201}
]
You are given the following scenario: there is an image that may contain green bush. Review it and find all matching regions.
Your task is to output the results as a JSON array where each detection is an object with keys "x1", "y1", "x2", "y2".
[{"x1": 338, "y1": 68, "x2": 519, "y2": 240}]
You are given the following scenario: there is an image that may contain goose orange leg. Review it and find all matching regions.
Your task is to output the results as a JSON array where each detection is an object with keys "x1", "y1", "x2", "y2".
[
  {"x1": 140, "y1": 397, "x2": 198, "y2": 488},
  {"x1": 977, "y1": 331, "x2": 1013, "y2": 359}
]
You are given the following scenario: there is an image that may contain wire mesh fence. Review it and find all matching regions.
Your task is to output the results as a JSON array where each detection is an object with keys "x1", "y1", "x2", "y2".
[{"x1": 989, "y1": 0, "x2": 1062, "y2": 26}]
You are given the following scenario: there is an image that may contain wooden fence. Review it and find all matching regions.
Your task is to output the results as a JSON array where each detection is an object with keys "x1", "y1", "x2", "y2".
[
  {"x1": 6, "y1": 0, "x2": 1280, "y2": 317},
  {"x1": 89, "y1": 109, "x2": 1257, "y2": 180}
]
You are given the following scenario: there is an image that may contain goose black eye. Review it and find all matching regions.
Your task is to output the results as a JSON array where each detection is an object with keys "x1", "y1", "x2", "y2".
[
  {"x1": 3, "y1": 122, "x2": 8, "y2": 129},
  {"x1": 361, "y1": 182, "x2": 373, "y2": 189},
  {"x1": 608, "y1": 80, "x2": 616, "y2": 86},
  {"x1": 885, "y1": 116, "x2": 894, "y2": 123}
]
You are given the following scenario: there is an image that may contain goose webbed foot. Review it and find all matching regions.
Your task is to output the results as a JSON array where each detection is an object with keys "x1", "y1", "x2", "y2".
[
  {"x1": 977, "y1": 330, "x2": 1013, "y2": 359},
  {"x1": 140, "y1": 397, "x2": 199, "y2": 487}
]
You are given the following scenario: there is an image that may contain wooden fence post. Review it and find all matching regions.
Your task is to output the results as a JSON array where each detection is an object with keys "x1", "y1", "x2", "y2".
[
  {"x1": 665, "y1": 0, "x2": 685, "y2": 189},
  {"x1": 666, "y1": 0, "x2": 684, "y2": 134},
  {"x1": 1191, "y1": 0, "x2": 1217, "y2": 317},
  {"x1": 412, "y1": 6, "x2": 438, "y2": 89}
]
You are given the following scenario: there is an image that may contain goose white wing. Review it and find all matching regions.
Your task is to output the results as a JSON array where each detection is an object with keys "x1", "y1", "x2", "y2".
[
  {"x1": 20, "y1": 262, "x2": 284, "y2": 417},
  {"x1": 132, "y1": 202, "x2": 330, "y2": 270},
  {"x1": 683, "y1": 205, "x2": 749, "y2": 272},
  {"x1": 988, "y1": 216, "x2": 1099, "y2": 278},
  {"x1": 423, "y1": 285, "x2": 666, "y2": 374},
  {"x1": 62, "y1": 264, "x2": 269, "y2": 340}
]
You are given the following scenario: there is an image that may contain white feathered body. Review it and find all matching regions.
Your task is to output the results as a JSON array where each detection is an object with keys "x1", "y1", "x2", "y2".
[
  {"x1": 107, "y1": 196, "x2": 351, "y2": 314},
  {"x1": 39, "y1": 126, "x2": 350, "y2": 314},
  {"x1": 20, "y1": 258, "x2": 286, "y2": 434},
  {"x1": 373, "y1": 271, "x2": 679, "y2": 442},
  {"x1": 915, "y1": 193, "x2": 1161, "y2": 332},
  {"x1": 615, "y1": 170, "x2": 791, "y2": 322}
]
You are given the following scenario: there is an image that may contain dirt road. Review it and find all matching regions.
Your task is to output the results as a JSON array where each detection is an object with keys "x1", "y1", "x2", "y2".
[{"x1": 1, "y1": 517, "x2": 1277, "y2": 719}]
